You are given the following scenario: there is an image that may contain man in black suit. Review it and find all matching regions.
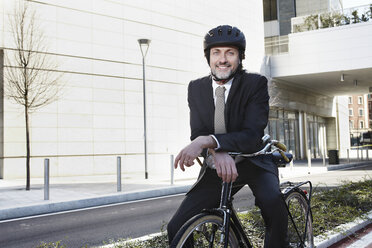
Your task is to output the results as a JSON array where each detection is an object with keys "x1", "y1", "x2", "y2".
[{"x1": 167, "y1": 25, "x2": 288, "y2": 247}]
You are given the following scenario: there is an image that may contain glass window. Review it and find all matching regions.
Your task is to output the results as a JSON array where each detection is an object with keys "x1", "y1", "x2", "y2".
[
  {"x1": 348, "y1": 96, "x2": 352, "y2": 104},
  {"x1": 269, "y1": 120, "x2": 278, "y2": 140},
  {"x1": 349, "y1": 108, "x2": 353, "y2": 116},
  {"x1": 349, "y1": 120, "x2": 353, "y2": 129},
  {"x1": 359, "y1": 108, "x2": 364, "y2": 116},
  {"x1": 263, "y1": 0, "x2": 278, "y2": 21},
  {"x1": 360, "y1": 120, "x2": 364, "y2": 129},
  {"x1": 358, "y1": 96, "x2": 363, "y2": 104}
]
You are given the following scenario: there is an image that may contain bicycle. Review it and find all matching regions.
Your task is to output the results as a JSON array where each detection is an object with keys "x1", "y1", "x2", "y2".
[{"x1": 170, "y1": 135, "x2": 314, "y2": 248}]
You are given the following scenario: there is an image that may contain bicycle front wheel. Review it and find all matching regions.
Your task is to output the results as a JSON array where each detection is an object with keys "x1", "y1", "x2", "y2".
[
  {"x1": 284, "y1": 189, "x2": 314, "y2": 248},
  {"x1": 171, "y1": 213, "x2": 240, "y2": 248}
]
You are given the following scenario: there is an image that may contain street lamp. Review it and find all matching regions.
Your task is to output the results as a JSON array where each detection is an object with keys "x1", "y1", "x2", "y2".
[{"x1": 138, "y1": 38, "x2": 151, "y2": 179}]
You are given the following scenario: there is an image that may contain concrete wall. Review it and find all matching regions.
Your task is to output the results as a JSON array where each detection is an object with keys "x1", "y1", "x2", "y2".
[
  {"x1": 270, "y1": 21, "x2": 372, "y2": 77},
  {"x1": 0, "y1": 49, "x2": 3, "y2": 179},
  {"x1": 0, "y1": 0, "x2": 265, "y2": 179},
  {"x1": 337, "y1": 96, "x2": 351, "y2": 157},
  {"x1": 268, "y1": 80, "x2": 334, "y2": 117}
]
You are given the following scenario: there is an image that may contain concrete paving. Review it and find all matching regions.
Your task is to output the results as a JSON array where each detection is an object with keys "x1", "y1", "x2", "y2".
[
  {"x1": 0, "y1": 158, "x2": 371, "y2": 247},
  {"x1": 0, "y1": 158, "x2": 371, "y2": 221}
]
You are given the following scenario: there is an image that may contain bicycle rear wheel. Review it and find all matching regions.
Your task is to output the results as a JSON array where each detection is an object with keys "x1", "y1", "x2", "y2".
[
  {"x1": 171, "y1": 213, "x2": 240, "y2": 248},
  {"x1": 284, "y1": 189, "x2": 314, "y2": 248}
]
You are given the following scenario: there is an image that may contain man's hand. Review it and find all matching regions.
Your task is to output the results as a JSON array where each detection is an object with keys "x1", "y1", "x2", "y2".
[
  {"x1": 175, "y1": 136, "x2": 216, "y2": 171},
  {"x1": 212, "y1": 151, "x2": 238, "y2": 183}
]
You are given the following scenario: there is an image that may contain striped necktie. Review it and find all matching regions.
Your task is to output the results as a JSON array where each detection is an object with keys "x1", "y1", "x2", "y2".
[{"x1": 214, "y1": 86, "x2": 226, "y2": 134}]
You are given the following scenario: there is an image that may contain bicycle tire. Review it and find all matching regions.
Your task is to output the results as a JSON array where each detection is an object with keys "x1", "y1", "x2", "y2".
[
  {"x1": 284, "y1": 189, "x2": 314, "y2": 248},
  {"x1": 171, "y1": 213, "x2": 240, "y2": 248}
]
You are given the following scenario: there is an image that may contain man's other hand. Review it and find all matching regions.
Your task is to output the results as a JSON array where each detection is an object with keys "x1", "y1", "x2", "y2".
[
  {"x1": 174, "y1": 136, "x2": 216, "y2": 171},
  {"x1": 213, "y1": 151, "x2": 238, "y2": 183}
]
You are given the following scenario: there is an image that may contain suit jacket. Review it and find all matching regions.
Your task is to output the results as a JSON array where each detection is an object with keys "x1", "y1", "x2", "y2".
[{"x1": 188, "y1": 70, "x2": 278, "y2": 178}]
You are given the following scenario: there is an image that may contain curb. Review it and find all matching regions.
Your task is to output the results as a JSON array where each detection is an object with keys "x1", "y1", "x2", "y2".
[
  {"x1": 0, "y1": 185, "x2": 192, "y2": 221},
  {"x1": 314, "y1": 211, "x2": 372, "y2": 248},
  {"x1": 327, "y1": 161, "x2": 372, "y2": 171}
]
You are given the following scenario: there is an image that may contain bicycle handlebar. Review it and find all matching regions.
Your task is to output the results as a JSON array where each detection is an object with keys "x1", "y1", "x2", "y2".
[
  {"x1": 228, "y1": 136, "x2": 290, "y2": 162},
  {"x1": 198, "y1": 135, "x2": 292, "y2": 168}
]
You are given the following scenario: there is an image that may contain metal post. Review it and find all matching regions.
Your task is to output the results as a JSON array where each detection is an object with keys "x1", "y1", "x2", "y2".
[
  {"x1": 44, "y1": 159, "x2": 49, "y2": 200},
  {"x1": 361, "y1": 147, "x2": 364, "y2": 161},
  {"x1": 142, "y1": 57, "x2": 148, "y2": 179},
  {"x1": 117, "y1": 156, "x2": 121, "y2": 192},
  {"x1": 322, "y1": 149, "x2": 326, "y2": 166},
  {"x1": 138, "y1": 39, "x2": 151, "y2": 180},
  {"x1": 170, "y1": 154, "x2": 174, "y2": 185},
  {"x1": 347, "y1": 149, "x2": 350, "y2": 164},
  {"x1": 307, "y1": 149, "x2": 311, "y2": 174},
  {"x1": 367, "y1": 148, "x2": 369, "y2": 160}
]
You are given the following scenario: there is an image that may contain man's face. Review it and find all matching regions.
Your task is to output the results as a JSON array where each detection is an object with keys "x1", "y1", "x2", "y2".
[{"x1": 209, "y1": 46, "x2": 240, "y2": 81}]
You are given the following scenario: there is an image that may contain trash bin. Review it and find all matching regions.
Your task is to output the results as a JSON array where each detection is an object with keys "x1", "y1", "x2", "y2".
[{"x1": 328, "y1": 150, "x2": 339, "y2": 164}]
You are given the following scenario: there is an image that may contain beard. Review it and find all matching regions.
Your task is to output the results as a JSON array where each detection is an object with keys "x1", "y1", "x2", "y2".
[
  {"x1": 210, "y1": 58, "x2": 240, "y2": 81},
  {"x1": 211, "y1": 67, "x2": 233, "y2": 80}
]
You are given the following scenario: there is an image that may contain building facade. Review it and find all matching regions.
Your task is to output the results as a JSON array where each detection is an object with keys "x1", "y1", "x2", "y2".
[
  {"x1": 0, "y1": 0, "x2": 265, "y2": 179},
  {"x1": 263, "y1": 0, "x2": 372, "y2": 160},
  {"x1": 0, "y1": 0, "x2": 371, "y2": 179},
  {"x1": 348, "y1": 94, "x2": 372, "y2": 146}
]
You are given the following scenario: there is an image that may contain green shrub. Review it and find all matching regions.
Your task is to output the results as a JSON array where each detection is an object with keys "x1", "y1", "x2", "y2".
[{"x1": 44, "y1": 179, "x2": 372, "y2": 247}]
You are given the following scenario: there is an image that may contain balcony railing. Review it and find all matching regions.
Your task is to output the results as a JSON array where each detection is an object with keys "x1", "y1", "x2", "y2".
[
  {"x1": 291, "y1": 4, "x2": 372, "y2": 33},
  {"x1": 264, "y1": 35, "x2": 288, "y2": 56}
]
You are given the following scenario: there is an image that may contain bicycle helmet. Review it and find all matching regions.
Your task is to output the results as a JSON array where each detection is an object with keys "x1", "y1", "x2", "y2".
[{"x1": 203, "y1": 25, "x2": 246, "y2": 64}]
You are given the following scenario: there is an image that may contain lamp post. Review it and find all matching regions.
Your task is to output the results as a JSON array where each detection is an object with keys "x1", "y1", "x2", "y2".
[{"x1": 138, "y1": 38, "x2": 151, "y2": 179}]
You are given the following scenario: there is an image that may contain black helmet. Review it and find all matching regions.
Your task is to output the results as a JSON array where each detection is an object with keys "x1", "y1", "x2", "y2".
[{"x1": 203, "y1": 25, "x2": 246, "y2": 61}]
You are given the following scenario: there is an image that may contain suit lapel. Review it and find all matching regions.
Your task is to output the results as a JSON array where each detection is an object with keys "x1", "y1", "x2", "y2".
[
  {"x1": 226, "y1": 72, "x2": 243, "y2": 129},
  {"x1": 200, "y1": 76, "x2": 214, "y2": 130}
]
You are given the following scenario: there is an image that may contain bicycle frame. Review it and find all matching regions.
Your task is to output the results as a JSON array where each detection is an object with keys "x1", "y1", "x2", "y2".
[
  {"x1": 191, "y1": 136, "x2": 312, "y2": 248},
  {"x1": 200, "y1": 182, "x2": 253, "y2": 248},
  {"x1": 199, "y1": 180, "x2": 313, "y2": 248}
]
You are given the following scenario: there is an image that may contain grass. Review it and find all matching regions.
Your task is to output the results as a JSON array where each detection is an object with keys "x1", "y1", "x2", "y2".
[{"x1": 37, "y1": 179, "x2": 372, "y2": 248}]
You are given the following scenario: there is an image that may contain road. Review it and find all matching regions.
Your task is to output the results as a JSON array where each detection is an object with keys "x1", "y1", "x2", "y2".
[
  {"x1": 0, "y1": 186, "x2": 255, "y2": 248},
  {"x1": 0, "y1": 164, "x2": 371, "y2": 248}
]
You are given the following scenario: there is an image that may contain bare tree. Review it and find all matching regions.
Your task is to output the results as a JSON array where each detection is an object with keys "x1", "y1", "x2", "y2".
[{"x1": 4, "y1": 2, "x2": 63, "y2": 190}]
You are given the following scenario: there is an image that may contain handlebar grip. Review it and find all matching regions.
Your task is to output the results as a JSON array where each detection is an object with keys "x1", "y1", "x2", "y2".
[
  {"x1": 279, "y1": 150, "x2": 290, "y2": 163},
  {"x1": 276, "y1": 142, "x2": 287, "y2": 152}
]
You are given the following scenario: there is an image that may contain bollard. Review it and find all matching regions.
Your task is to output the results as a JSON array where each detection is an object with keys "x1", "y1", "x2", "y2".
[
  {"x1": 170, "y1": 154, "x2": 174, "y2": 185},
  {"x1": 367, "y1": 148, "x2": 369, "y2": 161},
  {"x1": 361, "y1": 147, "x2": 364, "y2": 161},
  {"x1": 322, "y1": 150, "x2": 326, "y2": 166},
  {"x1": 44, "y1": 159, "x2": 49, "y2": 200},
  {"x1": 307, "y1": 149, "x2": 311, "y2": 174},
  {"x1": 117, "y1": 157, "x2": 122, "y2": 192},
  {"x1": 347, "y1": 149, "x2": 350, "y2": 164}
]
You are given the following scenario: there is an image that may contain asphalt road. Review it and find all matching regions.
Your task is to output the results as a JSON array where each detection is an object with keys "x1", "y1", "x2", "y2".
[
  {"x1": 0, "y1": 186, "x2": 255, "y2": 248},
  {"x1": 1, "y1": 164, "x2": 371, "y2": 248}
]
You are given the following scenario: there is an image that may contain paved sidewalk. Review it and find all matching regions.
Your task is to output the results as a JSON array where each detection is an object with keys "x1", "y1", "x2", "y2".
[
  {"x1": 0, "y1": 159, "x2": 371, "y2": 221},
  {"x1": 0, "y1": 159, "x2": 372, "y2": 248}
]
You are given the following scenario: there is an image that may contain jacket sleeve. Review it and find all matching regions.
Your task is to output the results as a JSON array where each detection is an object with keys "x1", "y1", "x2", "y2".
[
  {"x1": 214, "y1": 75, "x2": 269, "y2": 153},
  {"x1": 188, "y1": 80, "x2": 210, "y2": 141}
]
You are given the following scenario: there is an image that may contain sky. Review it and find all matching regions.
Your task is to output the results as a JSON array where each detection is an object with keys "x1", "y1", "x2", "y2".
[{"x1": 342, "y1": 0, "x2": 372, "y2": 8}]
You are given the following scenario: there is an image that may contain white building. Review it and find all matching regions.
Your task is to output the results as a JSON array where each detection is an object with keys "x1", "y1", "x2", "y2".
[
  {"x1": 263, "y1": 0, "x2": 372, "y2": 160},
  {"x1": 1, "y1": 0, "x2": 371, "y2": 180},
  {"x1": 0, "y1": 0, "x2": 265, "y2": 179}
]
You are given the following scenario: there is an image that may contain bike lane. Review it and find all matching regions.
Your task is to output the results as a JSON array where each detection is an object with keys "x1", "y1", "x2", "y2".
[{"x1": 328, "y1": 223, "x2": 372, "y2": 248}]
